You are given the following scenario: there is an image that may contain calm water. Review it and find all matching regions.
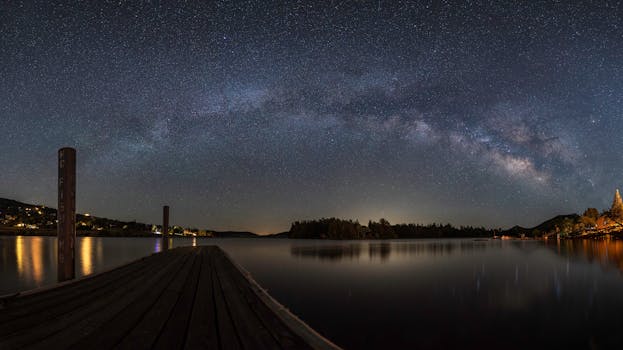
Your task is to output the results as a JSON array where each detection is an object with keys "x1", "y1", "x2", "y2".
[{"x1": 2, "y1": 237, "x2": 623, "y2": 349}]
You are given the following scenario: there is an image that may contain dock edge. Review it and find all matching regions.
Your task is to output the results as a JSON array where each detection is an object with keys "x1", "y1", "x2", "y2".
[{"x1": 221, "y1": 249, "x2": 343, "y2": 350}]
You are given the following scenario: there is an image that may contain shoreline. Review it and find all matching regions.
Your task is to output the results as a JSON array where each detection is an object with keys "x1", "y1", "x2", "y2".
[
  {"x1": 0, "y1": 230, "x2": 495, "y2": 239},
  {"x1": 3, "y1": 228, "x2": 621, "y2": 240}
]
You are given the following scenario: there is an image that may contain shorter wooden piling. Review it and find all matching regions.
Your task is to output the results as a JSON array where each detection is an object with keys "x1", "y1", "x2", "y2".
[{"x1": 162, "y1": 205, "x2": 169, "y2": 250}]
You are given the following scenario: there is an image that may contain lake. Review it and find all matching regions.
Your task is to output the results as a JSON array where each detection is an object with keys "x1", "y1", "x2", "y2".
[{"x1": 1, "y1": 236, "x2": 623, "y2": 349}]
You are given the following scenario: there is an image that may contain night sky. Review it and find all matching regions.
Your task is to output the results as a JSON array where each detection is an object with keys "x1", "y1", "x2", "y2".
[{"x1": 1, "y1": 1, "x2": 622, "y2": 234}]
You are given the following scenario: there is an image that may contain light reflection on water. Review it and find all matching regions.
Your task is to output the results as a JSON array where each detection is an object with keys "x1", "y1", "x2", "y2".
[
  {"x1": 552, "y1": 239, "x2": 623, "y2": 272},
  {"x1": 153, "y1": 238, "x2": 162, "y2": 253},
  {"x1": 2, "y1": 237, "x2": 623, "y2": 349},
  {"x1": 1, "y1": 236, "x2": 161, "y2": 293},
  {"x1": 14, "y1": 236, "x2": 47, "y2": 287},
  {"x1": 80, "y1": 236, "x2": 93, "y2": 276}
]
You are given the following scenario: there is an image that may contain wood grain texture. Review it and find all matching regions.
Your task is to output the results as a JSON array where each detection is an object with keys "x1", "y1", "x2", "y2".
[{"x1": 0, "y1": 246, "x2": 341, "y2": 350}]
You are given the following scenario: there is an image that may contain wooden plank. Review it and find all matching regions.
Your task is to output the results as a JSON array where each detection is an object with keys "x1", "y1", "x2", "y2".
[
  {"x1": 0, "y1": 251, "x2": 187, "y2": 349},
  {"x1": 0, "y1": 246, "x2": 342, "y2": 350},
  {"x1": 67, "y1": 249, "x2": 194, "y2": 349},
  {"x1": 116, "y1": 249, "x2": 200, "y2": 349},
  {"x1": 0, "y1": 252, "x2": 170, "y2": 337},
  {"x1": 221, "y1": 249, "x2": 341, "y2": 350},
  {"x1": 24, "y1": 251, "x2": 187, "y2": 349},
  {"x1": 151, "y1": 245, "x2": 202, "y2": 349},
  {"x1": 0, "y1": 252, "x2": 159, "y2": 317},
  {"x1": 210, "y1": 247, "x2": 244, "y2": 350},
  {"x1": 212, "y1": 248, "x2": 281, "y2": 350},
  {"x1": 183, "y1": 247, "x2": 220, "y2": 350},
  {"x1": 0, "y1": 252, "x2": 165, "y2": 320},
  {"x1": 220, "y1": 252, "x2": 313, "y2": 349}
]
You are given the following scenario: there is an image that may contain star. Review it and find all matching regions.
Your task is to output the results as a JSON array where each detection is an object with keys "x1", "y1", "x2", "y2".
[{"x1": 1, "y1": 1, "x2": 621, "y2": 232}]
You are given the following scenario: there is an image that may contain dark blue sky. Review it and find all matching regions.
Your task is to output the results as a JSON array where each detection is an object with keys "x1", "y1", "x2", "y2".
[{"x1": 2, "y1": 1, "x2": 622, "y2": 233}]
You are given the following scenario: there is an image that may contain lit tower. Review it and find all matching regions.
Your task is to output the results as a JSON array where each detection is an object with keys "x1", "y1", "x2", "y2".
[{"x1": 611, "y1": 189, "x2": 623, "y2": 218}]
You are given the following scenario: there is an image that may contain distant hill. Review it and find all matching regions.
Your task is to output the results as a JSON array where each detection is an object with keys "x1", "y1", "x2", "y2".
[
  {"x1": 0, "y1": 197, "x2": 260, "y2": 237},
  {"x1": 210, "y1": 231, "x2": 258, "y2": 238},
  {"x1": 0, "y1": 198, "x2": 262, "y2": 238},
  {"x1": 263, "y1": 231, "x2": 290, "y2": 238},
  {"x1": 0, "y1": 197, "x2": 154, "y2": 236},
  {"x1": 0, "y1": 198, "x2": 38, "y2": 208},
  {"x1": 502, "y1": 214, "x2": 581, "y2": 237}
]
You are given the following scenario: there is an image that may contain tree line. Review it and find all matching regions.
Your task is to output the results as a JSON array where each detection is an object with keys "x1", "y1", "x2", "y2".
[{"x1": 289, "y1": 218, "x2": 494, "y2": 239}]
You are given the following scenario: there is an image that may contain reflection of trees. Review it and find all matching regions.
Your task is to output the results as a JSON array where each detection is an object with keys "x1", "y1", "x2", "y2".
[
  {"x1": 391, "y1": 241, "x2": 489, "y2": 257},
  {"x1": 290, "y1": 245, "x2": 362, "y2": 261},
  {"x1": 368, "y1": 243, "x2": 391, "y2": 261},
  {"x1": 548, "y1": 239, "x2": 623, "y2": 272},
  {"x1": 290, "y1": 240, "x2": 496, "y2": 262}
]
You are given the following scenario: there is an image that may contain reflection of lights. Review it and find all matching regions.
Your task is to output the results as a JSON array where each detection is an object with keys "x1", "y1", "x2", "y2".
[
  {"x1": 16, "y1": 236, "x2": 24, "y2": 275},
  {"x1": 15, "y1": 236, "x2": 44, "y2": 286},
  {"x1": 95, "y1": 237, "x2": 104, "y2": 267},
  {"x1": 81, "y1": 237, "x2": 93, "y2": 276},
  {"x1": 154, "y1": 239, "x2": 161, "y2": 253},
  {"x1": 554, "y1": 239, "x2": 623, "y2": 273},
  {"x1": 30, "y1": 237, "x2": 43, "y2": 284},
  {"x1": 192, "y1": 237, "x2": 197, "y2": 247}
]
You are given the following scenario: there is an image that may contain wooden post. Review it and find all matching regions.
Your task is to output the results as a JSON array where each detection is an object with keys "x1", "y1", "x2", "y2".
[
  {"x1": 163, "y1": 205, "x2": 169, "y2": 250},
  {"x1": 58, "y1": 147, "x2": 76, "y2": 282}
]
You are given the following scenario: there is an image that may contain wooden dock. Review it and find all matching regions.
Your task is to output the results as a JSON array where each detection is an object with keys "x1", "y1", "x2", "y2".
[{"x1": 0, "y1": 246, "x2": 341, "y2": 350}]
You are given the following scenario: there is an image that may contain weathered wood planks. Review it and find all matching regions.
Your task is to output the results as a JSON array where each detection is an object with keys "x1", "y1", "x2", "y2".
[{"x1": 0, "y1": 246, "x2": 341, "y2": 350}]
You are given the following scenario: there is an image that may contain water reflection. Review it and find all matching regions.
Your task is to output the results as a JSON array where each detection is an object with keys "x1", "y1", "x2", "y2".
[
  {"x1": 15, "y1": 236, "x2": 46, "y2": 286},
  {"x1": 9, "y1": 236, "x2": 55, "y2": 291},
  {"x1": 279, "y1": 239, "x2": 623, "y2": 348},
  {"x1": 391, "y1": 241, "x2": 454, "y2": 256},
  {"x1": 78, "y1": 237, "x2": 104, "y2": 276},
  {"x1": 291, "y1": 244, "x2": 361, "y2": 261},
  {"x1": 1, "y1": 236, "x2": 163, "y2": 295},
  {"x1": 81, "y1": 237, "x2": 93, "y2": 275},
  {"x1": 153, "y1": 238, "x2": 162, "y2": 253},
  {"x1": 290, "y1": 240, "x2": 497, "y2": 262},
  {"x1": 549, "y1": 239, "x2": 623, "y2": 273},
  {"x1": 368, "y1": 243, "x2": 391, "y2": 261},
  {"x1": 4, "y1": 237, "x2": 623, "y2": 349}
]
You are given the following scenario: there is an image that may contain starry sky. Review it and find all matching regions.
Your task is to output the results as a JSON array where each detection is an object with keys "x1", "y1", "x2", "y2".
[{"x1": 1, "y1": 1, "x2": 623, "y2": 234}]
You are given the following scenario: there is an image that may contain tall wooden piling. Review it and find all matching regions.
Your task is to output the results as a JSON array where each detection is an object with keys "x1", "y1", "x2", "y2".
[
  {"x1": 162, "y1": 205, "x2": 169, "y2": 250},
  {"x1": 58, "y1": 147, "x2": 76, "y2": 282}
]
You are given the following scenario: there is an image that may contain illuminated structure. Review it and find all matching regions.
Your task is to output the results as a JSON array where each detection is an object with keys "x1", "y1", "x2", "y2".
[{"x1": 611, "y1": 189, "x2": 623, "y2": 218}]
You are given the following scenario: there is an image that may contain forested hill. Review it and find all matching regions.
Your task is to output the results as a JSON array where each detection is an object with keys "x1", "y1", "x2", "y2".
[
  {"x1": 0, "y1": 198, "x2": 258, "y2": 237},
  {"x1": 0, "y1": 197, "x2": 153, "y2": 236}
]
